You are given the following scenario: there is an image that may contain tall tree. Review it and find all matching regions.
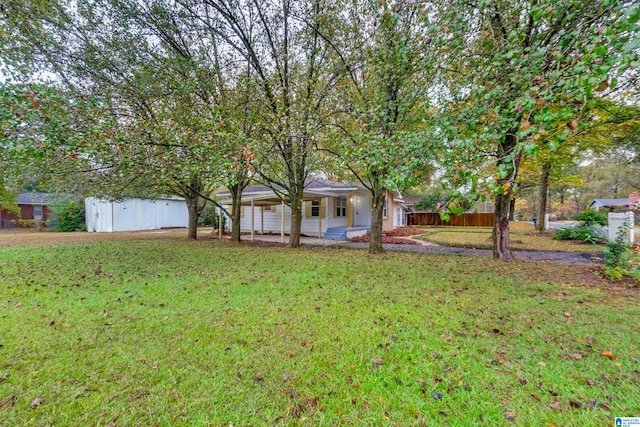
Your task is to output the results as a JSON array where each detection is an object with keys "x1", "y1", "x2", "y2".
[
  {"x1": 435, "y1": 0, "x2": 640, "y2": 260},
  {"x1": 1, "y1": 0, "x2": 232, "y2": 239},
  {"x1": 324, "y1": 0, "x2": 434, "y2": 253},
  {"x1": 178, "y1": 0, "x2": 343, "y2": 247}
]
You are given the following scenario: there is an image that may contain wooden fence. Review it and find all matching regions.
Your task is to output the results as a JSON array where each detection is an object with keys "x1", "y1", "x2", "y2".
[{"x1": 408, "y1": 212, "x2": 495, "y2": 227}]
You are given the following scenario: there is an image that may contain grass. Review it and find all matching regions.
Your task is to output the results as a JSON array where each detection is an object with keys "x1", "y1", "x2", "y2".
[
  {"x1": 0, "y1": 236, "x2": 638, "y2": 426},
  {"x1": 416, "y1": 223, "x2": 606, "y2": 253}
]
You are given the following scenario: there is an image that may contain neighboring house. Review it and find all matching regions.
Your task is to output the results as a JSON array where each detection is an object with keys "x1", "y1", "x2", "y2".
[
  {"x1": 589, "y1": 192, "x2": 639, "y2": 211},
  {"x1": 0, "y1": 193, "x2": 54, "y2": 225},
  {"x1": 85, "y1": 197, "x2": 189, "y2": 232},
  {"x1": 216, "y1": 178, "x2": 410, "y2": 240}
]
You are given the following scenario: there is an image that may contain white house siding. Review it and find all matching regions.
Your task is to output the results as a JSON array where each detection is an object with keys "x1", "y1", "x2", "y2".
[
  {"x1": 85, "y1": 197, "x2": 189, "y2": 232},
  {"x1": 238, "y1": 197, "x2": 349, "y2": 235}
]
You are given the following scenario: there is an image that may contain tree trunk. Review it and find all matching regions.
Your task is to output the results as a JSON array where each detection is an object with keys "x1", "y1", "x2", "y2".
[
  {"x1": 186, "y1": 196, "x2": 199, "y2": 240},
  {"x1": 289, "y1": 196, "x2": 302, "y2": 248},
  {"x1": 492, "y1": 135, "x2": 522, "y2": 261},
  {"x1": 369, "y1": 187, "x2": 385, "y2": 254},
  {"x1": 508, "y1": 197, "x2": 516, "y2": 221},
  {"x1": 536, "y1": 162, "x2": 551, "y2": 232},
  {"x1": 493, "y1": 190, "x2": 512, "y2": 260},
  {"x1": 230, "y1": 184, "x2": 242, "y2": 243}
]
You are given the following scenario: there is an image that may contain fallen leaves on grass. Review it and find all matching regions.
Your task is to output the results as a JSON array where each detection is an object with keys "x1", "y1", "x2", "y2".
[
  {"x1": 549, "y1": 402, "x2": 561, "y2": 410},
  {"x1": 600, "y1": 351, "x2": 619, "y2": 360},
  {"x1": 569, "y1": 400, "x2": 583, "y2": 409},
  {"x1": 1, "y1": 395, "x2": 17, "y2": 410},
  {"x1": 504, "y1": 411, "x2": 517, "y2": 422},
  {"x1": 431, "y1": 391, "x2": 443, "y2": 400},
  {"x1": 30, "y1": 397, "x2": 44, "y2": 408},
  {"x1": 518, "y1": 377, "x2": 527, "y2": 385},
  {"x1": 370, "y1": 358, "x2": 384, "y2": 366},
  {"x1": 567, "y1": 353, "x2": 583, "y2": 360}
]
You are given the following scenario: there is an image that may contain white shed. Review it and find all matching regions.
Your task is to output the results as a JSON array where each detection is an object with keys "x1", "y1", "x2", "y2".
[{"x1": 85, "y1": 197, "x2": 189, "y2": 232}]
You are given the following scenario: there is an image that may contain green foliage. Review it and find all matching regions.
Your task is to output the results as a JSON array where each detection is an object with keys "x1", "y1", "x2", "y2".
[
  {"x1": 414, "y1": 194, "x2": 445, "y2": 211},
  {"x1": 573, "y1": 208, "x2": 608, "y2": 226},
  {"x1": 198, "y1": 207, "x2": 227, "y2": 230},
  {"x1": 554, "y1": 209, "x2": 606, "y2": 244},
  {"x1": 603, "y1": 222, "x2": 640, "y2": 281},
  {"x1": 554, "y1": 225, "x2": 603, "y2": 244},
  {"x1": 18, "y1": 219, "x2": 41, "y2": 229},
  {"x1": 48, "y1": 198, "x2": 86, "y2": 232},
  {"x1": 431, "y1": 0, "x2": 640, "y2": 257}
]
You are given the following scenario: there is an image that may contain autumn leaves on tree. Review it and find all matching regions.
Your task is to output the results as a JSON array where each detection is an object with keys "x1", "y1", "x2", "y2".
[{"x1": 0, "y1": 0, "x2": 638, "y2": 257}]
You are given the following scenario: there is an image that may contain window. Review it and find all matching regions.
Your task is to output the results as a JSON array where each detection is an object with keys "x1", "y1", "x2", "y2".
[
  {"x1": 336, "y1": 196, "x2": 347, "y2": 217},
  {"x1": 382, "y1": 197, "x2": 387, "y2": 218},
  {"x1": 33, "y1": 205, "x2": 43, "y2": 220},
  {"x1": 311, "y1": 200, "x2": 320, "y2": 217}
]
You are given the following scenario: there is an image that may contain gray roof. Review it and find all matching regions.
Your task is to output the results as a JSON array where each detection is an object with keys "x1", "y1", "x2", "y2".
[
  {"x1": 17, "y1": 193, "x2": 57, "y2": 205},
  {"x1": 221, "y1": 178, "x2": 358, "y2": 196},
  {"x1": 402, "y1": 195, "x2": 421, "y2": 205},
  {"x1": 590, "y1": 198, "x2": 632, "y2": 207}
]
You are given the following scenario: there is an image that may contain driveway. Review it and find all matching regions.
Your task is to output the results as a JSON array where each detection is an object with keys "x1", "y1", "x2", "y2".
[
  {"x1": 242, "y1": 234, "x2": 601, "y2": 265},
  {"x1": 335, "y1": 241, "x2": 601, "y2": 265}
]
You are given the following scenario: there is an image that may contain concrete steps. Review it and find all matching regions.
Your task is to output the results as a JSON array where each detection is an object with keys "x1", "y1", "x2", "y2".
[{"x1": 323, "y1": 226, "x2": 370, "y2": 240}]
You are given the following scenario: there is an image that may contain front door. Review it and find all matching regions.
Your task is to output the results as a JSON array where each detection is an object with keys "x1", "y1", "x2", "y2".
[{"x1": 353, "y1": 196, "x2": 371, "y2": 227}]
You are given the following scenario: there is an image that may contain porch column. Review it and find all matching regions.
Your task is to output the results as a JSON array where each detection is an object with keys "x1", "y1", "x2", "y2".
[
  {"x1": 319, "y1": 202, "x2": 322, "y2": 239},
  {"x1": 250, "y1": 199, "x2": 254, "y2": 241},
  {"x1": 218, "y1": 208, "x2": 223, "y2": 239},
  {"x1": 281, "y1": 200, "x2": 285, "y2": 243},
  {"x1": 347, "y1": 195, "x2": 353, "y2": 228},
  {"x1": 261, "y1": 206, "x2": 264, "y2": 235}
]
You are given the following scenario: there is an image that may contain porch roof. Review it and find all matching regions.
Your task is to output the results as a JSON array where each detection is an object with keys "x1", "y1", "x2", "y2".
[{"x1": 216, "y1": 178, "x2": 369, "y2": 206}]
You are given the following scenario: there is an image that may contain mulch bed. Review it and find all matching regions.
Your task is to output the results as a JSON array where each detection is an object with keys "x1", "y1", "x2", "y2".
[{"x1": 348, "y1": 227, "x2": 429, "y2": 245}]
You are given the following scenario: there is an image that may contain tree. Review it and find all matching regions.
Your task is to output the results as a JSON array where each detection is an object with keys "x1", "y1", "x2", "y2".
[
  {"x1": 177, "y1": 0, "x2": 343, "y2": 247},
  {"x1": 1, "y1": 0, "x2": 233, "y2": 239},
  {"x1": 0, "y1": 82, "x2": 107, "y2": 210},
  {"x1": 435, "y1": 0, "x2": 640, "y2": 260},
  {"x1": 324, "y1": 0, "x2": 434, "y2": 253}
]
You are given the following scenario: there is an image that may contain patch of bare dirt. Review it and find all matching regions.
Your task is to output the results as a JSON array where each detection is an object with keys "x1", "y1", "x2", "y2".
[
  {"x1": 0, "y1": 228, "x2": 192, "y2": 247},
  {"x1": 199, "y1": 235, "x2": 289, "y2": 248},
  {"x1": 523, "y1": 230, "x2": 556, "y2": 237}
]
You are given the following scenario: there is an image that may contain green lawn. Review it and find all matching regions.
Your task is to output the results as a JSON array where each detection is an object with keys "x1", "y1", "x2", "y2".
[
  {"x1": 416, "y1": 223, "x2": 606, "y2": 253},
  {"x1": 1, "y1": 237, "x2": 638, "y2": 426}
]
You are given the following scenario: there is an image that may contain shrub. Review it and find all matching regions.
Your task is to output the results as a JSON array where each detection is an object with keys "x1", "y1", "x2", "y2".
[
  {"x1": 603, "y1": 222, "x2": 640, "y2": 281},
  {"x1": 554, "y1": 224, "x2": 604, "y2": 244},
  {"x1": 198, "y1": 207, "x2": 226, "y2": 230},
  {"x1": 573, "y1": 208, "x2": 607, "y2": 226},
  {"x1": 554, "y1": 209, "x2": 606, "y2": 244},
  {"x1": 18, "y1": 219, "x2": 42, "y2": 229},
  {"x1": 49, "y1": 198, "x2": 86, "y2": 232}
]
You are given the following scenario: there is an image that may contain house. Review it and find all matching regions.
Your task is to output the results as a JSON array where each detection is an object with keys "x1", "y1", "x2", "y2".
[
  {"x1": 589, "y1": 192, "x2": 639, "y2": 211},
  {"x1": 383, "y1": 190, "x2": 411, "y2": 232},
  {"x1": 85, "y1": 197, "x2": 189, "y2": 232},
  {"x1": 0, "y1": 193, "x2": 54, "y2": 227},
  {"x1": 216, "y1": 178, "x2": 410, "y2": 240}
]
